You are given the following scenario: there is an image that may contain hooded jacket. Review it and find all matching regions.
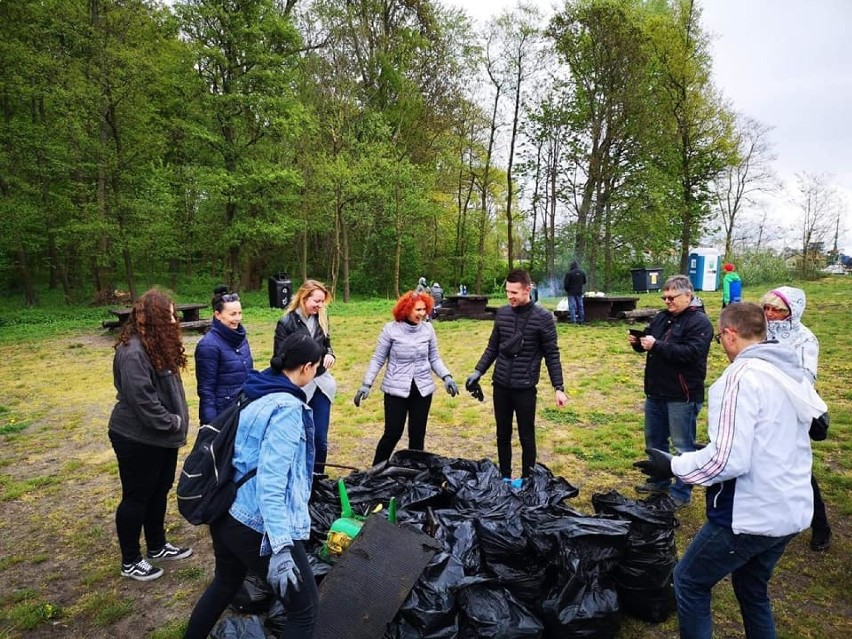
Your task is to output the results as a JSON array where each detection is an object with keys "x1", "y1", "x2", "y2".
[
  {"x1": 194, "y1": 318, "x2": 254, "y2": 424},
  {"x1": 228, "y1": 368, "x2": 315, "y2": 555},
  {"x1": 563, "y1": 262, "x2": 586, "y2": 296},
  {"x1": 362, "y1": 320, "x2": 451, "y2": 398},
  {"x1": 671, "y1": 342, "x2": 826, "y2": 537},
  {"x1": 765, "y1": 286, "x2": 819, "y2": 384},
  {"x1": 633, "y1": 297, "x2": 713, "y2": 402}
]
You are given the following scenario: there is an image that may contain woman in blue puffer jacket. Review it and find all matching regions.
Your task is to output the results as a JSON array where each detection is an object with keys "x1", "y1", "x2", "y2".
[{"x1": 195, "y1": 286, "x2": 254, "y2": 424}]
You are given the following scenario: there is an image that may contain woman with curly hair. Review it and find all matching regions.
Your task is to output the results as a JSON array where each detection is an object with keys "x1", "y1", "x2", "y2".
[
  {"x1": 354, "y1": 290, "x2": 458, "y2": 465},
  {"x1": 273, "y1": 280, "x2": 336, "y2": 474},
  {"x1": 108, "y1": 289, "x2": 192, "y2": 582}
]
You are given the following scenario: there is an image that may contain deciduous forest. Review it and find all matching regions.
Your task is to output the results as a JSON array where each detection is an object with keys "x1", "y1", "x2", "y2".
[{"x1": 1, "y1": 0, "x2": 845, "y2": 305}]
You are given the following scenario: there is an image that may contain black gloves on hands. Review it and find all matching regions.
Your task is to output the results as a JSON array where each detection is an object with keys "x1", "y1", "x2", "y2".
[
  {"x1": 443, "y1": 376, "x2": 459, "y2": 397},
  {"x1": 632, "y1": 448, "x2": 674, "y2": 480},
  {"x1": 267, "y1": 547, "x2": 301, "y2": 599},
  {"x1": 465, "y1": 371, "x2": 485, "y2": 402},
  {"x1": 353, "y1": 384, "x2": 371, "y2": 407}
]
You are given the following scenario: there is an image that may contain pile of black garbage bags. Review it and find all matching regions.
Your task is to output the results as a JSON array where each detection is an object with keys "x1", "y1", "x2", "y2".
[{"x1": 221, "y1": 450, "x2": 679, "y2": 639}]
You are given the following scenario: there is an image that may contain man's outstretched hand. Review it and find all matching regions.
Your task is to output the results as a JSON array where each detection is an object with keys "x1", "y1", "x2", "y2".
[{"x1": 632, "y1": 448, "x2": 674, "y2": 480}]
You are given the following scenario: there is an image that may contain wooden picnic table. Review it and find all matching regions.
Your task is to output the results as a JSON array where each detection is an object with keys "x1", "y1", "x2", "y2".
[
  {"x1": 435, "y1": 294, "x2": 495, "y2": 320},
  {"x1": 102, "y1": 302, "x2": 211, "y2": 332},
  {"x1": 555, "y1": 296, "x2": 639, "y2": 322}
]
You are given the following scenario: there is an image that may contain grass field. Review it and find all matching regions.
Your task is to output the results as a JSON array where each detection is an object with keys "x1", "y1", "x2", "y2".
[{"x1": 0, "y1": 278, "x2": 849, "y2": 638}]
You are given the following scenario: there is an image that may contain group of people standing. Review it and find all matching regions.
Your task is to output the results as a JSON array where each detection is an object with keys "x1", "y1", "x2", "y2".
[
  {"x1": 106, "y1": 266, "x2": 832, "y2": 639},
  {"x1": 631, "y1": 275, "x2": 831, "y2": 639}
]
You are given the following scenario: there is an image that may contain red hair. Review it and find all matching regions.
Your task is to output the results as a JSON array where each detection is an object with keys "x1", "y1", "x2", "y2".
[{"x1": 393, "y1": 291, "x2": 434, "y2": 321}]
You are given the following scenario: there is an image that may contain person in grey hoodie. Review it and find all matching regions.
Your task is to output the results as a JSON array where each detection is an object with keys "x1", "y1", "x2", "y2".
[
  {"x1": 354, "y1": 290, "x2": 459, "y2": 465},
  {"x1": 635, "y1": 302, "x2": 825, "y2": 639},
  {"x1": 108, "y1": 289, "x2": 192, "y2": 582}
]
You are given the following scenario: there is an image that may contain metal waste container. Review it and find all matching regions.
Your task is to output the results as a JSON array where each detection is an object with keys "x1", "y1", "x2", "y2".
[
  {"x1": 630, "y1": 267, "x2": 663, "y2": 293},
  {"x1": 268, "y1": 273, "x2": 292, "y2": 309}
]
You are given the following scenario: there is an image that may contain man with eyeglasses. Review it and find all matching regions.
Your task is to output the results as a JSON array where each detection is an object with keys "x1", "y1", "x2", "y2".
[{"x1": 627, "y1": 274, "x2": 713, "y2": 509}]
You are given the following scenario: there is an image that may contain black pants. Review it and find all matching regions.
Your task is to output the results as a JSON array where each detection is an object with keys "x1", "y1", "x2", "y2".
[
  {"x1": 184, "y1": 515, "x2": 317, "y2": 639},
  {"x1": 109, "y1": 431, "x2": 177, "y2": 564},
  {"x1": 811, "y1": 473, "x2": 830, "y2": 533},
  {"x1": 493, "y1": 384, "x2": 538, "y2": 478},
  {"x1": 373, "y1": 382, "x2": 433, "y2": 465}
]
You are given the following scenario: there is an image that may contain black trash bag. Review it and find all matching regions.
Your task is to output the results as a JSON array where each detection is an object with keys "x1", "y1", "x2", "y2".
[
  {"x1": 264, "y1": 599, "x2": 287, "y2": 638},
  {"x1": 210, "y1": 614, "x2": 268, "y2": 639},
  {"x1": 591, "y1": 490, "x2": 678, "y2": 623},
  {"x1": 540, "y1": 569, "x2": 621, "y2": 639},
  {"x1": 386, "y1": 551, "x2": 466, "y2": 639},
  {"x1": 476, "y1": 516, "x2": 548, "y2": 604},
  {"x1": 431, "y1": 509, "x2": 482, "y2": 575},
  {"x1": 229, "y1": 574, "x2": 274, "y2": 615},
  {"x1": 457, "y1": 583, "x2": 543, "y2": 639},
  {"x1": 516, "y1": 464, "x2": 580, "y2": 508}
]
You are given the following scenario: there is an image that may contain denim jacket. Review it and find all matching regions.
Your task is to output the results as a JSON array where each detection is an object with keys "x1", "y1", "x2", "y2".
[{"x1": 228, "y1": 369, "x2": 315, "y2": 555}]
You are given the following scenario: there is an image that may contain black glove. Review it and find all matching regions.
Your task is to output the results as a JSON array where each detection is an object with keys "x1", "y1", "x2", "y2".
[
  {"x1": 465, "y1": 371, "x2": 484, "y2": 401},
  {"x1": 632, "y1": 448, "x2": 674, "y2": 480}
]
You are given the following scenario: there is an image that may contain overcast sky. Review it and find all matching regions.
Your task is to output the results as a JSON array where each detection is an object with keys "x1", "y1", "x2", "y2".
[{"x1": 445, "y1": 0, "x2": 851, "y2": 252}]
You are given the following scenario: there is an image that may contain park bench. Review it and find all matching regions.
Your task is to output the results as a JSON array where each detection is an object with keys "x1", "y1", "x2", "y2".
[{"x1": 102, "y1": 302, "x2": 211, "y2": 332}]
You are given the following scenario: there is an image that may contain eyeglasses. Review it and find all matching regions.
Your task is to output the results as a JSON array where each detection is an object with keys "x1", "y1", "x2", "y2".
[
  {"x1": 762, "y1": 304, "x2": 788, "y2": 316},
  {"x1": 661, "y1": 293, "x2": 684, "y2": 302},
  {"x1": 713, "y1": 333, "x2": 721, "y2": 344},
  {"x1": 221, "y1": 293, "x2": 240, "y2": 303}
]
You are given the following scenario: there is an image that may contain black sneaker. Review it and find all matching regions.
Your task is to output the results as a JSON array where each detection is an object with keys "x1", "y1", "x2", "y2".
[
  {"x1": 121, "y1": 558, "x2": 164, "y2": 581},
  {"x1": 147, "y1": 542, "x2": 193, "y2": 561}
]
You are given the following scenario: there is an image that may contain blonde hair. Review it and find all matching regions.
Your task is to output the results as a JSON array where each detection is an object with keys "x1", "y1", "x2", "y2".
[
  {"x1": 287, "y1": 279, "x2": 331, "y2": 336},
  {"x1": 759, "y1": 291, "x2": 790, "y2": 312}
]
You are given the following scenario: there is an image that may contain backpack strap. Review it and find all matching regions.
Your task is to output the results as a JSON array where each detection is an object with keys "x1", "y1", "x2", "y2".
[{"x1": 234, "y1": 468, "x2": 257, "y2": 489}]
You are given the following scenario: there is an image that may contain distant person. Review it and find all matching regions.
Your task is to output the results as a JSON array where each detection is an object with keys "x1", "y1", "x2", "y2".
[
  {"x1": 109, "y1": 289, "x2": 192, "y2": 582},
  {"x1": 466, "y1": 269, "x2": 568, "y2": 480},
  {"x1": 634, "y1": 302, "x2": 825, "y2": 639},
  {"x1": 354, "y1": 291, "x2": 458, "y2": 465},
  {"x1": 274, "y1": 280, "x2": 336, "y2": 474},
  {"x1": 628, "y1": 275, "x2": 713, "y2": 509},
  {"x1": 195, "y1": 286, "x2": 254, "y2": 424},
  {"x1": 563, "y1": 261, "x2": 586, "y2": 324},
  {"x1": 530, "y1": 281, "x2": 539, "y2": 304},
  {"x1": 184, "y1": 334, "x2": 324, "y2": 639},
  {"x1": 762, "y1": 286, "x2": 831, "y2": 551},
  {"x1": 458, "y1": 283, "x2": 468, "y2": 296},
  {"x1": 415, "y1": 277, "x2": 429, "y2": 294},
  {"x1": 430, "y1": 282, "x2": 444, "y2": 318},
  {"x1": 721, "y1": 263, "x2": 742, "y2": 307}
]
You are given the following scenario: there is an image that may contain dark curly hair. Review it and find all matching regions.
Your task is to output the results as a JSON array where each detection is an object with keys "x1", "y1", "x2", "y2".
[
  {"x1": 393, "y1": 291, "x2": 434, "y2": 322},
  {"x1": 116, "y1": 289, "x2": 187, "y2": 372}
]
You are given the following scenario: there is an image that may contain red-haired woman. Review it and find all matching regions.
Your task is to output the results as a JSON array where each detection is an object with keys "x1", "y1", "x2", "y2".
[
  {"x1": 354, "y1": 291, "x2": 458, "y2": 465},
  {"x1": 108, "y1": 290, "x2": 192, "y2": 582}
]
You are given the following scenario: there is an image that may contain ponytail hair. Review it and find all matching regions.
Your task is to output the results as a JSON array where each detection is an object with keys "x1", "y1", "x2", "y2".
[{"x1": 270, "y1": 333, "x2": 324, "y2": 373}]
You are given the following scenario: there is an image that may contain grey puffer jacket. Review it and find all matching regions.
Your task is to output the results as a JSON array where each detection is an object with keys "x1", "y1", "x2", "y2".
[
  {"x1": 108, "y1": 335, "x2": 189, "y2": 448},
  {"x1": 361, "y1": 321, "x2": 452, "y2": 398},
  {"x1": 475, "y1": 302, "x2": 565, "y2": 390}
]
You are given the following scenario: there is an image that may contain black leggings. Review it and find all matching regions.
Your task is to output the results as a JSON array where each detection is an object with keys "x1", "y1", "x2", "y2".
[
  {"x1": 493, "y1": 384, "x2": 538, "y2": 478},
  {"x1": 373, "y1": 382, "x2": 433, "y2": 465},
  {"x1": 184, "y1": 515, "x2": 317, "y2": 639},
  {"x1": 811, "y1": 473, "x2": 830, "y2": 533},
  {"x1": 109, "y1": 431, "x2": 177, "y2": 564}
]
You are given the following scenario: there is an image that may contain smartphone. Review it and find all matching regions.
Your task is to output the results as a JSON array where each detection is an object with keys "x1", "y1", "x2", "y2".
[{"x1": 628, "y1": 328, "x2": 646, "y2": 339}]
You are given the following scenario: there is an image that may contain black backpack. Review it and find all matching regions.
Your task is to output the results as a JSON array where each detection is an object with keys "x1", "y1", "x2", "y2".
[{"x1": 176, "y1": 392, "x2": 257, "y2": 525}]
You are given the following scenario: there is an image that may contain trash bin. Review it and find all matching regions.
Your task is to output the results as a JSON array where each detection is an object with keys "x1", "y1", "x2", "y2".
[
  {"x1": 268, "y1": 273, "x2": 292, "y2": 309},
  {"x1": 630, "y1": 267, "x2": 663, "y2": 293}
]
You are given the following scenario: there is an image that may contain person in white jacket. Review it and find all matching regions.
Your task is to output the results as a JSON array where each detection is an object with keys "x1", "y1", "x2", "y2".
[{"x1": 634, "y1": 302, "x2": 826, "y2": 639}]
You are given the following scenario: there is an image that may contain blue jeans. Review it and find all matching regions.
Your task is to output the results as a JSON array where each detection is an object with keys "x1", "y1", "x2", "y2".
[
  {"x1": 644, "y1": 397, "x2": 700, "y2": 501},
  {"x1": 674, "y1": 522, "x2": 796, "y2": 639},
  {"x1": 568, "y1": 295, "x2": 585, "y2": 323},
  {"x1": 309, "y1": 390, "x2": 331, "y2": 473}
]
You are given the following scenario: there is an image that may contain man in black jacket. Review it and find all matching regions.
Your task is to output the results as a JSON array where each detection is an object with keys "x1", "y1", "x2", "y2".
[
  {"x1": 563, "y1": 261, "x2": 586, "y2": 324},
  {"x1": 466, "y1": 269, "x2": 568, "y2": 479},
  {"x1": 628, "y1": 275, "x2": 713, "y2": 509}
]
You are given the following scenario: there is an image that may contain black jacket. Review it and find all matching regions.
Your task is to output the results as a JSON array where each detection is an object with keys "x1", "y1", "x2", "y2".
[
  {"x1": 563, "y1": 267, "x2": 586, "y2": 296},
  {"x1": 632, "y1": 303, "x2": 713, "y2": 402},
  {"x1": 475, "y1": 302, "x2": 564, "y2": 390},
  {"x1": 273, "y1": 311, "x2": 333, "y2": 377}
]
